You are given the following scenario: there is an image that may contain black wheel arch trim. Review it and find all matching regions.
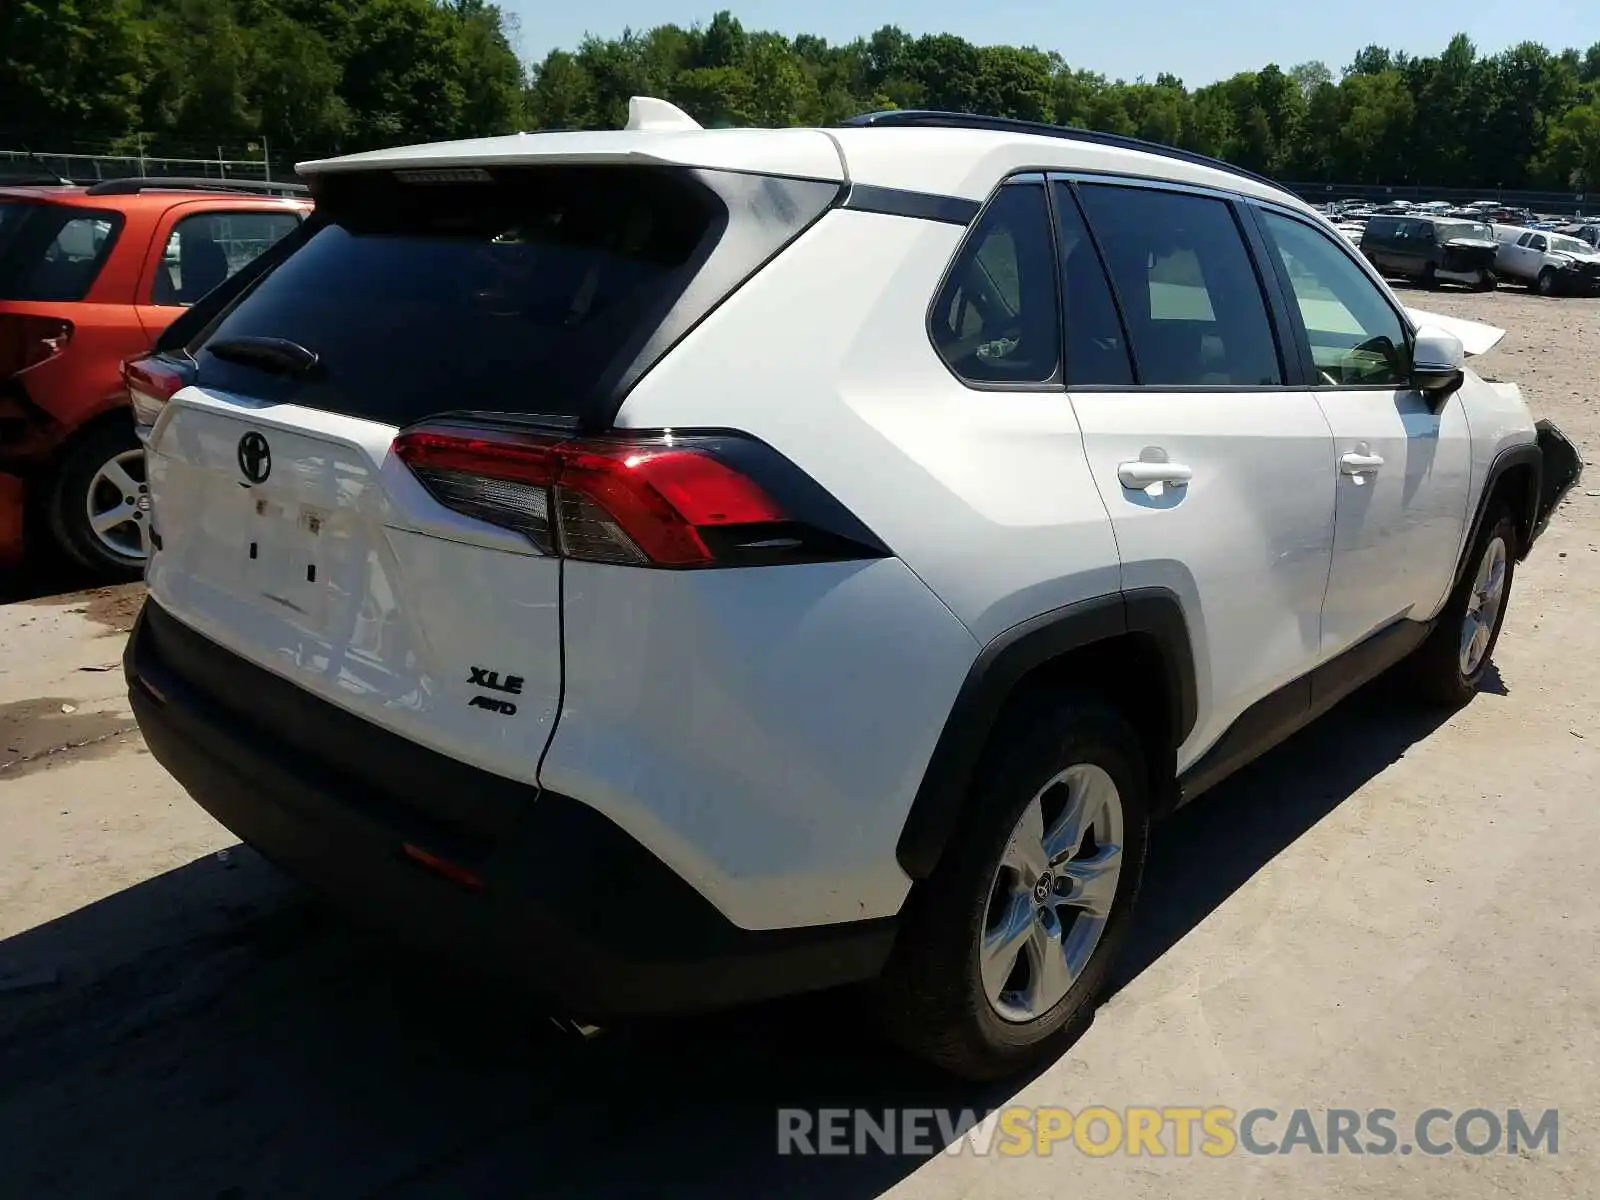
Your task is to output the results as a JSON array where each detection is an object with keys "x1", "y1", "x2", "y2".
[
  {"x1": 896, "y1": 587, "x2": 1197, "y2": 880},
  {"x1": 1460, "y1": 440, "x2": 1542, "y2": 576}
]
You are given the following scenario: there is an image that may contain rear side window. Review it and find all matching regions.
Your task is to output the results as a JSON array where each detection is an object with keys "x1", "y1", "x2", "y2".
[
  {"x1": 930, "y1": 182, "x2": 1061, "y2": 385},
  {"x1": 0, "y1": 205, "x2": 123, "y2": 302},
  {"x1": 1077, "y1": 184, "x2": 1282, "y2": 387},
  {"x1": 192, "y1": 166, "x2": 836, "y2": 426},
  {"x1": 152, "y1": 211, "x2": 301, "y2": 306}
]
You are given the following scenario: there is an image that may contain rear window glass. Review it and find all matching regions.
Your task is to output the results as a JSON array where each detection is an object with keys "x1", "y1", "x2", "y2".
[
  {"x1": 193, "y1": 167, "x2": 723, "y2": 425},
  {"x1": 1436, "y1": 221, "x2": 1493, "y2": 242},
  {"x1": 0, "y1": 204, "x2": 123, "y2": 301}
]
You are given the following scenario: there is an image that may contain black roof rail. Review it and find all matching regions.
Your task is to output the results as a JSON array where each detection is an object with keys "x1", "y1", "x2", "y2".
[
  {"x1": 82, "y1": 176, "x2": 309, "y2": 197},
  {"x1": 838, "y1": 110, "x2": 1286, "y2": 194}
]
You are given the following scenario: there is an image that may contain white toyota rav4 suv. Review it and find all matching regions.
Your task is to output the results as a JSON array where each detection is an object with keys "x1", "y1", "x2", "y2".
[{"x1": 124, "y1": 101, "x2": 1582, "y2": 1079}]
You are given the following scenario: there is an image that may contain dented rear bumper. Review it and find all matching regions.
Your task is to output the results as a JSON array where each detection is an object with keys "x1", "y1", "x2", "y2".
[{"x1": 1532, "y1": 419, "x2": 1583, "y2": 546}]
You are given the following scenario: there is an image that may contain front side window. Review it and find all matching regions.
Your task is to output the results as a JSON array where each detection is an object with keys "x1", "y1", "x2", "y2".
[
  {"x1": 1529, "y1": 234, "x2": 1548, "y2": 252},
  {"x1": 1259, "y1": 210, "x2": 1411, "y2": 387},
  {"x1": 1076, "y1": 184, "x2": 1282, "y2": 387},
  {"x1": 152, "y1": 211, "x2": 301, "y2": 306},
  {"x1": 930, "y1": 182, "x2": 1061, "y2": 385}
]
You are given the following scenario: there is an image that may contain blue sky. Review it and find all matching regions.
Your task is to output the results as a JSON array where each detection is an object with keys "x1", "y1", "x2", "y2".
[{"x1": 503, "y1": 0, "x2": 1600, "y2": 85}]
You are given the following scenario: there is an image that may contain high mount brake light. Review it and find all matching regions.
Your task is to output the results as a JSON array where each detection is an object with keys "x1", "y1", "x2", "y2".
[{"x1": 393, "y1": 426, "x2": 802, "y2": 568}]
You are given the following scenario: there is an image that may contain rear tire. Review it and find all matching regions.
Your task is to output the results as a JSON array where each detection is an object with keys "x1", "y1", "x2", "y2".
[
  {"x1": 47, "y1": 419, "x2": 148, "y2": 582},
  {"x1": 1407, "y1": 508, "x2": 1517, "y2": 707},
  {"x1": 875, "y1": 696, "x2": 1151, "y2": 1080}
]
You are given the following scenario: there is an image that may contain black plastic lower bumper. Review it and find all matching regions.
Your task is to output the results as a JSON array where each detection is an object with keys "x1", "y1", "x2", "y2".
[{"x1": 125, "y1": 601, "x2": 896, "y2": 1017}]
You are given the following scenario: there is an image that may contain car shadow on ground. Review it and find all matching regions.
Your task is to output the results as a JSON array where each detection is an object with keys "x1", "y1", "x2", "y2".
[
  {"x1": 0, "y1": 545, "x2": 101, "y2": 604},
  {"x1": 0, "y1": 682, "x2": 1459, "y2": 1199}
]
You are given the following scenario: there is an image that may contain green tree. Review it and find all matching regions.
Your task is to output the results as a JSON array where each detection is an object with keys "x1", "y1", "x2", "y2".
[
  {"x1": 528, "y1": 49, "x2": 595, "y2": 130},
  {"x1": 1537, "y1": 96, "x2": 1600, "y2": 191},
  {"x1": 339, "y1": 0, "x2": 467, "y2": 147},
  {"x1": 0, "y1": 0, "x2": 145, "y2": 137},
  {"x1": 974, "y1": 45, "x2": 1054, "y2": 121},
  {"x1": 746, "y1": 34, "x2": 814, "y2": 125},
  {"x1": 249, "y1": 12, "x2": 349, "y2": 151},
  {"x1": 7, "y1": 6, "x2": 1600, "y2": 197},
  {"x1": 453, "y1": 0, "x2": 526, "y2": 136}
]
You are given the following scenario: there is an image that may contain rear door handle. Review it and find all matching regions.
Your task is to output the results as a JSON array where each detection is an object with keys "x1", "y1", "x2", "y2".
[
  {"x1": 1340, "y1": 450, "x2": 1385, "y2": 475},
  {"x1": 1118, "y1": 460, "x2": 1193, "y2": 490}
]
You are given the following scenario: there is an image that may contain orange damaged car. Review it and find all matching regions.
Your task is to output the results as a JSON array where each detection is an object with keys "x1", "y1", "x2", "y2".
[{"x1": 0, "y1": 174, "x2": 307, "y2": 576}]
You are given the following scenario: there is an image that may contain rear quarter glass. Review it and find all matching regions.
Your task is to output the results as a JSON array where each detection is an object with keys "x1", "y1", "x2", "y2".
[
  {"x1": 0, "y1": 202, "x2": 125, "y2": 302},
  {"x1": 188, "y1": 165, "x2": 841, "y2": 429}
]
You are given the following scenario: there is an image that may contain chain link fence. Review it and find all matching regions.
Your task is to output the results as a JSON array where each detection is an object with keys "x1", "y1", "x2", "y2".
[{"x1": 0, "y1": 135, "x2": 300, "y2": 185}]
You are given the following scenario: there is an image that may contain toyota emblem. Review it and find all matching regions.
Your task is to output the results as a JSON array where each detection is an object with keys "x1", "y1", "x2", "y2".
[{"x1": 237, "y1": 431, "x2": 272, "y2": 485}]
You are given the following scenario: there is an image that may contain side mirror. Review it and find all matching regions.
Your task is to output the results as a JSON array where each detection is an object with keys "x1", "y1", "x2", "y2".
[{"x1": 1411, "y1": 326, "x2": 1466, "y2": 401}]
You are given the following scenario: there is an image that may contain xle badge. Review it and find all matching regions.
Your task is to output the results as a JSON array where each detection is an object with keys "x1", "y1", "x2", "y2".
[
  {"x1": 468, "y1": 665, "x2": 524, "y2": 717},
  {"x1": 468, "y1": 667, "x2": 524, "y2": 695}
]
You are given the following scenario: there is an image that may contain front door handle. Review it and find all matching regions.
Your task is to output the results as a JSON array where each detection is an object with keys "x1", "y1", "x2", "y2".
[
  {"x1": 1118, "y1": 460, "x2": 1193, "y2": 490},
  {"x1": 1340, "y1": 449, "x2": 1385, "y2": 475}
]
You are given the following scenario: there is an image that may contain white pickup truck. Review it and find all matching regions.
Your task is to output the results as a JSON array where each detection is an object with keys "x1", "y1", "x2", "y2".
[{"x1": 1493, "y1": 226, "x2": 1600, "y2": 295}]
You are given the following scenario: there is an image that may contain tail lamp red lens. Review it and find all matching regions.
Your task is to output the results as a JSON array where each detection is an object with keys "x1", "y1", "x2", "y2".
[
  {"x1": 123, "y1": 356, "x2": 189, "y2": 425},
  {"x1": 0, "y1": 315, "x2": 73, "y2": 380},
  {"x1": 393, "y1": 426, "x2": 788, "y2": 567}
]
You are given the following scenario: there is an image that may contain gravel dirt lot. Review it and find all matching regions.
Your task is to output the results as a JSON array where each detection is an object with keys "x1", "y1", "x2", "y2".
[{"x1": 0, "y1": 286, "x2": 1596, "y2": 1198}]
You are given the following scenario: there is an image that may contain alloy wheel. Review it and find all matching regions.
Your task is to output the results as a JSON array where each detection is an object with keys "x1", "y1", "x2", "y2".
[
  {"x1": 1459, "y1": 534, "x2": 1508, "y2": 677},
  {"x1": 979, "y1": 763, "x2": 1124, "y2": 1023},
  {"x1": 84, "y1": 448, "x2": 151, "y2": 562}
]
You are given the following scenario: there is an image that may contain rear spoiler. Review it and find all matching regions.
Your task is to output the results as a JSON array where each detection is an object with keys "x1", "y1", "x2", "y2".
[{"x1": 1405, "y1": 308, "x2": 1506, "y2": 357}]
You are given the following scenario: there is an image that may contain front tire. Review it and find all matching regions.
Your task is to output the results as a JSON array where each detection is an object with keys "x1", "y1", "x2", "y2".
[
  {"x1": 1537, "y1": 268, "x2": 1558, "y2": 297},
  {"x1": 876, "y1": 696, "x2": 1151, "y2": 1080},
  {"x1": 1475, "y1": 269, "x2": 1498, "y2": 292},
  {"x1": 47, "y1": 419, "x2": 149, "y2": 581},
  {"x1": 1421, "y1": 263, "x2": 1440, "y2": 290},
  {"x1": 1407, "y1": 508, "x2": 1517, "y2": 706}
]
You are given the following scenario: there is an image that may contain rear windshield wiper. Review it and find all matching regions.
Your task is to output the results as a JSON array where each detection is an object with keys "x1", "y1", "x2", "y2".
[{"x1": 206, "y1": 336, "x2": 319, "y2": 377}]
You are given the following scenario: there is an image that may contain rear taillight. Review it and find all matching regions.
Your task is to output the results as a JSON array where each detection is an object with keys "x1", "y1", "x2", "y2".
[
  {"x1": 0, "y1": 315, "x2": 73, "y2": 379},
  {"x1": 123, "y1": 355, "x2": 189, "y2": 427},
  {"x1": 393, "y1": 423, "x2": 886, "y2": 569}
]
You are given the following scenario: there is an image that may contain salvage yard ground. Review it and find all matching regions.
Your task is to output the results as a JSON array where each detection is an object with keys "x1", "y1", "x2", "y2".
[{"x1": 1, "y1": 287, "x2": 1597, "y2": 1198}]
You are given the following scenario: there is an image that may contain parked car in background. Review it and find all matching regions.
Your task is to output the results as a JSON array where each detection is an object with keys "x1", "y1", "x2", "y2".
[
  {"x1": 1360, "y1": 215, "x2": 1499, "y2": 290},
  {"x1": 1492, "y1": 226, "x2": 1600, "y2": 295},
  {"x1": 0, "y1": 177, "x2": 307, "y2": 576}
]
